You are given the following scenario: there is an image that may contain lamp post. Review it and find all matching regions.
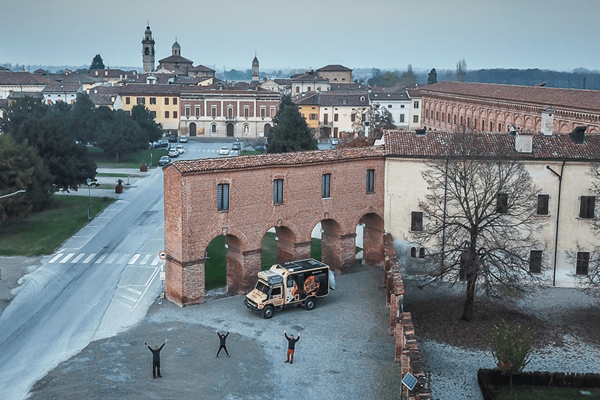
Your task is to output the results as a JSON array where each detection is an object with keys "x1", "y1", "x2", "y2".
[
  {"x1": 86, "y1": 178, "x2": 92, "y2": 220},
  {"x1": 0, "y1": 189, "x2": 26, "y2": 199}
]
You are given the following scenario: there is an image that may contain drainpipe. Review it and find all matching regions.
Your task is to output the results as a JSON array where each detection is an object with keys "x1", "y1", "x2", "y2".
[
  {"x1": 546, "y1": 162, "x2": 565, "y2": 287},
  {"x1": 441, "y1": 159, "x2": 449, "y2": 269}
]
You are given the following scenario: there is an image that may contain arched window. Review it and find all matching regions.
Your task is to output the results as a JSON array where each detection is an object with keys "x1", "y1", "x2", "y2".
[
  {"x1": 211, "y1": 124, "x2": 217, "y2": 133},
  {"x1": 410, "y1": 247, "x2": 417, "y2": 258},
  {"x1": 419, "y1": 248, "x2": 425, "y2": 259}
]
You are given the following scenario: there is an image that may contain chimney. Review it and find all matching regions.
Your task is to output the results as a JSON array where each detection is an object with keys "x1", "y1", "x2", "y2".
[
  {"x1": 541, "y1": 107, "x2": 554, "y2": 137},
  {"x1": 515, "y1": 132, "x2": 533, "y2": 153}
]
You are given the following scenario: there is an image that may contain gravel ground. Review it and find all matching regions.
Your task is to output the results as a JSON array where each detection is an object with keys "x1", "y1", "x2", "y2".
[
  {"x1": 29, "y1": 264, "x2": 401, "y2": 400},
  {"x1": 0, "y1": 256, "x2": 43, "y2": 317},
  {"x1": 403, "y1": 277, "x2": 600, "y2": 400}
]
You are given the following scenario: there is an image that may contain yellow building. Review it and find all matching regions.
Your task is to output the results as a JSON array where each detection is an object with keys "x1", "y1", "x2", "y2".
[
  {"x1": 118, "y1": 84, "x2": 182, "y2": 134},
  {"x1": 294, "y1": 92, "x2": 320, "y2": 130}
]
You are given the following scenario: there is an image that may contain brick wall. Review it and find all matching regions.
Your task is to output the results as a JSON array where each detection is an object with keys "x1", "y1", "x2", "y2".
[{"x1": 384, "y1": 234, "x2": 431, "y2": 400}]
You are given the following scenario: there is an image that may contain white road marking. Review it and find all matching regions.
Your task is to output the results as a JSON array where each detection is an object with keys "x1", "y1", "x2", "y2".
[
  {"x1": 120, "y1": 294, "x2": 138, "y2": 303},
  {"x1": 127, "y1": 287, "x2": 142, "y2": 295},
  {"x1": 95, "y1": 254, "x2": 107, "y2": 264},
  {"x1": 48, "y1": 254, "x2": 63, "y2": 264},
  {"x1": 118, "y1": 254, "x2": 130, "y2": 264},
  {"x1": 128, "y1": 254, "x2": 141, "y2": 264},
  {"x1": 106, "y1": 254, "x2": 119, "y2": 264},
  {"x1": 151, "y1": 255, "x2": 161, "y2": 265},
  {"x1": 132, "y1": 267, "x2": 160, "y2": 311},
  {"x1": 140, "y1": 254, "x2": 151, "y2": 265},
  {"x1": 59, "y1": 253, "x2": 75, "y2": 263},
  {"x1": 71, "y1": 253, "x2": 85, "y2": 263},
  {"x1": 83, "y1": 253, "x2": 96, "y2": 263}
]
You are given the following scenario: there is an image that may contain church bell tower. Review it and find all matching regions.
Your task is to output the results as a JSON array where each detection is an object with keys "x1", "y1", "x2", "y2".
[
  {"x1": 142, "y1": 24, "x2": 155, "y2": 73},
  {"x1": 252, "y1": 53, "x2": 259, "y2": 82}
]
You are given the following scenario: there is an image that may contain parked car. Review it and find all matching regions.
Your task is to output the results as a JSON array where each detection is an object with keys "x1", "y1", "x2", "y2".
[
  {"x1": 218, "y1": 146, "x2": 229, "y2": 155},
  {"x1": 168, "y1": 147, "x2": 179, "y2": 157},
  {"x1": 176, "y1": 144, "x2": 185, "y2": 154},
  {"x1": 158, "y1": 156, "x2": 170, "y2": 166},
  {"x1": 178, "y1": 136, "x2": 188, "y2": 143},
  {"x1": 232, "y1": 141, "x2": 241, "y2": 150},
  {"x1": 153, "y1": 140, "x2": 168, "y2": 149},
  {"x1": 255, "y1": 145, "x2": 266, "y2": 152},
  {"x1": 331, "y1": 138, "x2": 339, "y2": 146},
  {"x1": 230, "y1": 150, "x2": 240, "y2": 156},
  {"x1": 169, "y1": 135, "x2": 178, "y2": 143}
]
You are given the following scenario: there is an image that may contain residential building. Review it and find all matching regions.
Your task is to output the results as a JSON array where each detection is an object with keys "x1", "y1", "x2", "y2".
[
  {"x1": 42, "y1": 81, "x2": 83, "y2": 105},
  {"x1": 316, "y1": 64, "x2": 353, "y2": 83},
  {"x1": 0, "y1": 71, "x2": 49, "y2": 100},
  {"x1": 291, "y1": 72, "x2": 330, "y2": 95},
  {"x1": 368, "y1": 87, "x2": 411, "y2": 130},
  {"x1": 318, "y1": 91, "x2": 370, "y2": 139},
  {"x1": 118, "y1": 84, "x2": 182, "y2": 134},
  {"x1": 406, "y1": 87, "x2": 422, "y2": 130},
  {"x1": 294, "y1": 92, "x2": 320, "y2": 130}
]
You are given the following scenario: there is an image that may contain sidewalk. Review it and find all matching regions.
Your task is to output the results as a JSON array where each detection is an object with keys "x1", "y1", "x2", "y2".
[{"x1": 54, "y1": 167, "x2": 155, "y2": 199}]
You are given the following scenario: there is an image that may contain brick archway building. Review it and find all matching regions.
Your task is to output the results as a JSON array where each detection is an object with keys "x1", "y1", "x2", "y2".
[
  {"x1": 164, "y1": 148, "x2": 385, "y2": 306},
  {"x1": 420, "y1": 82, "x2": 600, "y2": 134}
]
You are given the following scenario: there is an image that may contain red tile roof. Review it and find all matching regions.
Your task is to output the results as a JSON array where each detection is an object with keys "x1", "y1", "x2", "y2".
[
  {"x1": 421, "y1": 82, "x2": 600, "y2": 113},
  {"x1": 384, "y1": 130, "x2": 600, "y2": 161},
  {"x1": 168, "y1": 147, "x2": 385, "y2": 174}
]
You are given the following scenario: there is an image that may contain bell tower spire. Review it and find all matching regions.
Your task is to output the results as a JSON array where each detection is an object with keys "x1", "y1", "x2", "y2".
[{"x1": 142, "y1": 23, "x2": 155, "y2": 73}]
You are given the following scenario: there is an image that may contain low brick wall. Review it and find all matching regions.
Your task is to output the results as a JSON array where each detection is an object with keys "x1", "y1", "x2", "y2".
[{"x1": 384, "y1": 234, "x2": 431, "y2": 400}]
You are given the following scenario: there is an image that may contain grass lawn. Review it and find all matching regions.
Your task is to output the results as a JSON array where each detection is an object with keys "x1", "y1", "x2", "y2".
[
  {"x1": 240, "y1": 150, "x2": 262, "y2": 156},
  {"x1": 88, "y1": 147, "x2": 168, "y2": 168},
  {"x1": 0, "y1": 196, "x2": 116, "y2": 256},
  {"x1": 96, "y1": 173, "x2": 132, "y2": 178},
  {"x1": 496, "y1": 386, "x2": 600, "y2": 399},
  {"x1": 204, "y1": 232, "x2": 362, "y2": 291}
]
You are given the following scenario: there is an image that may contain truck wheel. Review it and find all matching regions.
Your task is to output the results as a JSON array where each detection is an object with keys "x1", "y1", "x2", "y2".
[
  {"x1": 262, "y1": 306, "x2": 274, "y2": 319},
  {"x1": 304, "y1": 298, "x2": 316, "y2": 311}
]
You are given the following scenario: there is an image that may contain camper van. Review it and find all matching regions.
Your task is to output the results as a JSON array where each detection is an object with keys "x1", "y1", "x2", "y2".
[{"x1": 244, "y1": 259, "x2": 335, "y2": 319}]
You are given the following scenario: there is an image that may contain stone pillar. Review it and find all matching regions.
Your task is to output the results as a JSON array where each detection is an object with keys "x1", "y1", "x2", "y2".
[
  {"x1": 363, "y1": 222, "x2": 384, "y2": 267},
  {"x1": 165, "y1": 258, "x2": 206, "y2": 307},
  {"x1": 322, "y1": 232, "x2": 356, "y2": 273}
]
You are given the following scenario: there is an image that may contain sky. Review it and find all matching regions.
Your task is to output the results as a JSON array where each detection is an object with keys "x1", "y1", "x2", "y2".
[{"x1": 1, "y1": 0, "x2": 599, "y2": 73}]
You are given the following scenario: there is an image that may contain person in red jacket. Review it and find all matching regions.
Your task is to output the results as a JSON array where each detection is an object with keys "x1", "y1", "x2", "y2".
[
  {"x1": 284, "y1": 330, "x2": 300, "y2": 364},
  {"x1": 145, "y1": 339, "x2": 167, "y2": 378}
]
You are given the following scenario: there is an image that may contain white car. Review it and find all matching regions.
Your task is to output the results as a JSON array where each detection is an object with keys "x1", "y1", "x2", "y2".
[
  {"x1": 219, "y1": 146, "x2": 229, "y2": 155},
  {"x1": 176, "y1": 144, "x2": 185, "y2": 154},
  {"x1": 168, "y1": 148, "x2": 179, "y2": 157}
]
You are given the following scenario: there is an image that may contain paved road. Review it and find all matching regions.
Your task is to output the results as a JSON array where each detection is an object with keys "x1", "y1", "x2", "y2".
[{"x1": 0, "y1": 139, "x2": 232, "y2": 400}]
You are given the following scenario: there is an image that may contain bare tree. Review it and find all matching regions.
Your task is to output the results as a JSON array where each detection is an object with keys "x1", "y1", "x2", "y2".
[
  {"x1": 352, "y1": 105, "x2": 395, "y2": 138},
  {"x1": 456, "y1": 59, "x2": 467, "y2": 82},
  {"x1": 411, "y1": 132, "x2": 547, "y2": 321}
]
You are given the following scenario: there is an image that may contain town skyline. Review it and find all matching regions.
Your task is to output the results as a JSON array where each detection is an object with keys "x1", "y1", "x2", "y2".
[{"x1": 2, "y1": 0, "x2": 599, "y2": 73}]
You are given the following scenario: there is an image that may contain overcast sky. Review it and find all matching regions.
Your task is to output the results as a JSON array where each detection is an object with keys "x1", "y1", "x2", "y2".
[{"x1": 1, "y1": 0, "x2": 599, "y2": 73}]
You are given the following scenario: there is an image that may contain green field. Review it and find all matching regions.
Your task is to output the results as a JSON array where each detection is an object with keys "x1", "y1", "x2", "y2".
[
  {"x1": 0, "y1": 196, "x2": 116, "y2": 256},
  {"x1": 496, "y1": 386, "x2": 600, "y2": 399},
  {"x1": 88, "y1": 147, "x2": 168, "y2": 168}
]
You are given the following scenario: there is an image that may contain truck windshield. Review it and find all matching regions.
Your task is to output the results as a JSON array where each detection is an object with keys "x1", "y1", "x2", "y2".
[{"x1": 255, "y1": 281, "x2": 269, "y2": 295}]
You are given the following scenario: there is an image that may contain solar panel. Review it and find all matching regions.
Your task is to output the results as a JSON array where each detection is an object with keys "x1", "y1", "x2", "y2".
[{"x1": 401, "y1": 372, "x2": 418, "y2": 391}]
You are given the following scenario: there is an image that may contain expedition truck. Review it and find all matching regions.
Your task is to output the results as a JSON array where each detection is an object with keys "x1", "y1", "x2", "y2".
[{"x1": 244, "y1": 258, "x2": 336, "y2": 319}]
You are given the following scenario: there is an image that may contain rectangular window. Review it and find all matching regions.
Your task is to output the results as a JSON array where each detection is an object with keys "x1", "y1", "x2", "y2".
[
  {"x1": 366, "y1": 169, "x2": 375, "y2": 193},
  {"x1": 173, "y1": 111, "x2": 178, "y2": 118},
  {"x1": 496, "y1": 193, "x2": 509, "y2": 213},
  {"x1": 244, "y1": 107, "x2": 249, "y2": 118},
  {"x1": 436, "y1": 111, "x2": 439, "y2": 120},
  {"x1": 195, "y1": 107, "x2": 200, "y2": 117},
  {"x1": 413, "y1": 115, "x2": 418, "y2": 123},
  {"x1": 260, "y1": 108, "x2": 266, "y2": 118},
  {"x1": 576, "y1": 252, "x2": 590, "y2": 275},
  {"x1": 185, "y1": 107, "x2": 190, "y2": 117},
  {"x1": 126, "y1": 97, "x2": 130, "y2": 105},
  {"x1": 350, "y1": 113, "x2": 356, "y2": 122},
  {"x1": 211, "y1": 107, "x2": 217, "y2": 117},
  {"x1": 400, "y1": 114, "x2": 405, "y2": 123},
  {"x1": 322, "y1": 173, "x2": 331, "y2": 198},
  {"x1": 580, "y1": 196, "x2": 595, "y2": 218},
  {"x1": 271, "y1": 108, "x2": 276, "y2": 118},
  {"x1": 150, "y1": 111, "x2": 156, "y2": 118},
  {"x1": 529, "y1": 250, "x2": 542, "y2": 273},
  {"x1": 482, "y1": 120, "x2": 486, "y2": 130},
  {"x1": 217, "y1": 184, "x2": 229, "y2": 211},
  {"x1": 173, "y1": 98, "x2": 178, "y2": 105},
  {"x1": 273, "y1": 179, "x2": 284, "y2": 204},
  {"x1": 137, "y1": 97, "x2": 145, "y2": 105},
  {"x1": 411, "y1": 212, "x2": 423, "y2": 231},
  {"x1": 454, "y1": 115, "x2": 457, "y2": 125},
  {"x1": 537, "y1": 194, "x2": 549, "y2": 215},
  {"x1": 150, "y1": 97, "x2": 156, "y2": 105},
  {"x1": 310, "y1": 113, "x2": 317, "y2": 120},
  {"x1": 165, "y1": 98, "x2": 169, "y2": 105},
  {"x1": 414, "y1": 101, "x2": 419, "y2": 109},
  {"x1": 165, "y1": 111, "x2": 170, "y2": 118},
  {"x1": 334, "y1": 114, "x2": 338, "y2": 122}
]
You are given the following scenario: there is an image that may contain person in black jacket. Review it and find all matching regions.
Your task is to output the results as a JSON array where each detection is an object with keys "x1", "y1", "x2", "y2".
[
  {"x1": 145, "y1": 339, "x2": 167, "y2": 378},
  {"x1": 216, "y1": 330, "x2": 230, "y2": 358},
  {"x1": 284, "y1": 330, "x2": 300, "y2": 364}
]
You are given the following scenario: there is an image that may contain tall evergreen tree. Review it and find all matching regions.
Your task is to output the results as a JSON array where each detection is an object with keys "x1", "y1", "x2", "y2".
[
  {"x1": 456, "y1": 59, "x2": 467, "y2": 82},
  {"x1": 96, "y1": 110, "x2": 146, "y2": 162},
  {"x1": 267, "y1": 96, "x2": 318, "y2": 153},
  {"x1": 427, "y1": 68, "x2": 438, "y2": 84},
  {"x1": 130, "y1": 104, "x2": 163, "y2": 143},
  {"x1": 90, "y1": 54, "x2": 105, "y2": 71},
  {"x1": 70, "y1": 92, "x2": 97, "y2": 144}
]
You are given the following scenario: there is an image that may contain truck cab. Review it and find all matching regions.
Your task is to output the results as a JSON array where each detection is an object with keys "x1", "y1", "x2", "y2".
[{"x1": 244, "y1": 259, "x2": 335, "y2": 319}]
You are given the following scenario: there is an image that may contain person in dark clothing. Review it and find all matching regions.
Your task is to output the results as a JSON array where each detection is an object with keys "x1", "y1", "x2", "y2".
[
  {"x1": 284, "y1": 330, "x2": 300, "y2": 364},
  {"x1": 145, "y1": 339, "x2": 167, "y2": 378},
  {"x1": 216, "y1": 330, "x2": 230, "y2": 358}
]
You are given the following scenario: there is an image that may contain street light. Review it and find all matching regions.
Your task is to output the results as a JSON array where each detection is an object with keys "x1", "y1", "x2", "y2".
[
  {"x1": 86, "y1": 178, "x2": 92, "y2": 220},
  {"x1": 0, "y1": 189, "x2": 26, "y2": 199}
]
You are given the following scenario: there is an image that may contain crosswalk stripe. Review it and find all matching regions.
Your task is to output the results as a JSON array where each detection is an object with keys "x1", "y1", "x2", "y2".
[
  {"x1": 83, "y1": 253, "x2": 96, "y2": 263},
  {"x1": 106, "y1": 254, "x2": 119, "y2": 264},
  {"x1": 71, "y1": 253, "x2": 85, "y2": 263},
  {"x1": 60, "y1": 253, "x2": 75, "y2": 263},
  {"x1": 140, "y1": 254, "x2": 151, "y2": 265},
  {"x1": 128, "y1": 254, "x2": 141, "y2": 264},
  {"x1": 151, "y1": 255, "x2": 161, "y2": 265},
  {"x1": 95, "y1": 254, "x2": 107, "y2": 264},
  {"x1": 48, "y1": 254, "x2": 63, "y2": 264},
  {"x1": 118, "y1": 254, "x2": 131, "y2": 264}
]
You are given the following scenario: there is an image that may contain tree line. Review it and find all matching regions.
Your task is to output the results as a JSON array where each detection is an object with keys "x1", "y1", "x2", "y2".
[{"x1": 0, "y1": 94, "x2": 163, "y2": 224}]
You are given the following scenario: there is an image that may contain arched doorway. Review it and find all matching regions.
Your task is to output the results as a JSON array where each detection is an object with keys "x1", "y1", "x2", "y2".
[
  {"x1": 261, "y1": 225, "x2": 302, "y2": 269},
  {"x1": 358, "y1": 213, "x2": 385, "y2": 267},
  {"x1": 227, "y1": 123, "x2": 234, "y2": 137},
  {"x1": 189, "y1": 122, "x2": 197, "y2": 137},
  {"x1": 264, "y1": 123, "x2": 271, "y2": 137}
]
